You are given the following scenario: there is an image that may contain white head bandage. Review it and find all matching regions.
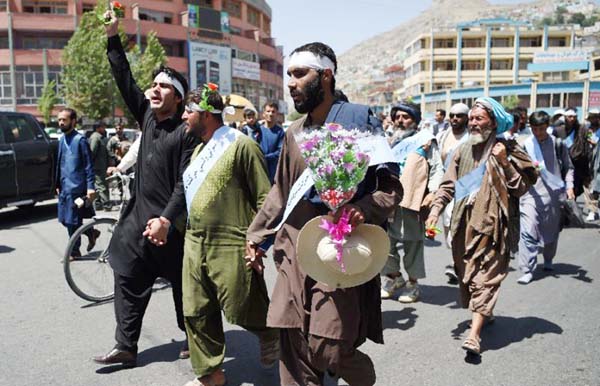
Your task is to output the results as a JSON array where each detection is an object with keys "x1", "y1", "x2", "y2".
[
  {"x1": 187, "y1": 102, "x2": 235, "y2": 116},
  {"x1": 288, "y1": 51, "x2": 335, "y2": 72},
  {"x1": 154, "y1": 72, "x2": 185, "y2": 98}
]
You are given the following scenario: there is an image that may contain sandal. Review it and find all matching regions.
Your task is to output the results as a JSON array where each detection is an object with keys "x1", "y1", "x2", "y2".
[
  {"x1": 462, "y1": 337, "x2": 481, "y2": 355},
  {"x1": 184, "y1": 369, "x2": 226, "y2": 386}
]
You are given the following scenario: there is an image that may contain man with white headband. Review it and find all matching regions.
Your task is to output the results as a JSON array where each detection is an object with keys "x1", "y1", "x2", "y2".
[
  {"x1": 179, "y1": 84, "x2": 277, "y2": 386},
  {"x1": 426, "y1": 97, "x2": 537, "y2": 356},
  {"x1": 245, "y1": 42, "x2": 401, "y2": 385},
  {"x1": 94, "y1": 11, "x2": 199, "y2": 367}
]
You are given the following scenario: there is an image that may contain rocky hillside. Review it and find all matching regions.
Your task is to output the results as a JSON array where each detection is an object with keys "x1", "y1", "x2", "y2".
[{"x1": 336, "y1": 0, "x2": 598, "y2": 104}]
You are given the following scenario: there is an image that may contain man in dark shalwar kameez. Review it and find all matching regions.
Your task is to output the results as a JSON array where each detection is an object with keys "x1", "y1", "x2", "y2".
[
  {"x1": 93, "y1": 11, "x2": 198, "y2": 367},
  {"x1": 245, "y1": 42, "x2": 402, "y2": 386}
]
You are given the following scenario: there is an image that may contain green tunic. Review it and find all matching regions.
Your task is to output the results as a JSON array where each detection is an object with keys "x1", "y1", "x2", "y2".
[{"x1": 182, "y1": 135, "x2": 272, "y2": 327}]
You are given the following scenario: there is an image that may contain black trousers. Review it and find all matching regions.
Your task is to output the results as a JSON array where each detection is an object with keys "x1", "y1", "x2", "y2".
[{"x1": 113, "y1": 259, "x2": 185, "y2": 352}]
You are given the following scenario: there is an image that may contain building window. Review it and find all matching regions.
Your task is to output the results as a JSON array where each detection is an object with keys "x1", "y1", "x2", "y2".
[
  {"x1": 82, "y1": 3, "x2": 95, "y2": 13},
  {"x1": 0, "y1": 0, "x2": 7, "y2": 12},
  {"x1": 139, "y1": 8, "x2": 173, "y2": 24},
  {"x1": 13, "y1": 66, "x2": 62, "y2": 105},
  {"x1": 222, "y1": 0, "x2": 241, "y2": 18},
  {"x1": 461, "y1": 60, "x2": 483, "y2": 70},
  {"x1": 519, "y1": 58, "x2": 533, "y2": 70},
  {"x1": 520, "y1": 36, "x2": 542, "y2": 47},
  {"x1": 247, "y1": 6, "x2": 260, "y2": 27},
  {"x1": 491, "y1": 59, "x2": 512, "y2": 70},
  {"x1": 433, "y1": 83, "x2": 453, "y2": 90},
  {"x1": 433, "y1": 38, "x2": 455, "y2": 48},
  {"x1": 491, "y1": 37, "x2": 511, "y2": 48},
  {"x1": 462, "y1": 38, "x2": 484, "y2": 48},
  {"x1": 0, "y1": 68, "x2": 12, "y2": 105},
  {"x1": 0, "y1": 36, "x2": 8, "y2": 49},
  {"x1": 262, "y1": 17, "x2": 271, "y2": 35},
  {"x1": 548, "y1": 37, "x2": 567, "y2": 47},
  {"x1": 542, "y1": 71, "x2": 568, "y2": 82},
  {"x1": 23, "y1": 37, "x2": 69, "y2": 49},
  {"x1": 434, "y1": 60, "x2": 455, "y2": 71},
  {"x1": 22, "y1": 1, "x2": 68, "y2": 14},
  {"x1": 198, "y1": 0, "x2": 213, "y2": 7}
]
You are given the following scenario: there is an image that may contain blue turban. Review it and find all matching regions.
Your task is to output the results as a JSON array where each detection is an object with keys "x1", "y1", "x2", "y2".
[
  {"x1": 395, "y1": 103, "x2": 422, "y2": 125},
  {"x1": 473, "y1": 97, "x2": 513, "y2": 134}
]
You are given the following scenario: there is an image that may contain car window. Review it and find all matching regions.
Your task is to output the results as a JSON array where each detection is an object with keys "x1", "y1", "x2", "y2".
[{"x1": 4, "y1": 116, "x2": 38, "y2": 143}]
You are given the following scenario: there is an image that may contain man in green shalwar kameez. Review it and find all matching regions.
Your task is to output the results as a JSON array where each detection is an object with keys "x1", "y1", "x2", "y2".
[{"x1": 181, "y1": 84, "x2": 279, "y2": 386}]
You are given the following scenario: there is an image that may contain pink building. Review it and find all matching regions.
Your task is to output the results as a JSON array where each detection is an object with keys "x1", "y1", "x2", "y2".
[{"x1": 0, "y1": 0, "x2": 284, "y2": 120}]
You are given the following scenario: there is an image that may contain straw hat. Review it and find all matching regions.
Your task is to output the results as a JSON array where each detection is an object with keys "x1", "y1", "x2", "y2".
[{"x1": 296, "y1": 216, "x2": 390, "y2": 289}]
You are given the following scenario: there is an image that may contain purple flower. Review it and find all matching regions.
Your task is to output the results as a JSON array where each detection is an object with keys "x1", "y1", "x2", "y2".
[
  {"x1": 301, "y1": 138, "x2": 317, "y2": 152},
  {"x1": 356, "y1": 152, "x2": 369, "y2": 164},
  {"x1": 343, "y1": 162, "x2": 355, "y2": 173},
  {"x1": 324, "y1": 164, "x2": 334, "y2": 175},
  {"x1": 326, "y1": 123, "x2": 342, "y2": 132}
]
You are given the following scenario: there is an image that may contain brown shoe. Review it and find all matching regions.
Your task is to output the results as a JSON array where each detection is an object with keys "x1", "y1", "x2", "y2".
[
  {"x1": 87, "y1": 229, "x2": 101, "y2": 252},
  {"x1": 92, "y1": 347, "x2": 137, "y2": 367},
  {"x1": 183, "y1": 368, "x2": 226, "y2": 386}
]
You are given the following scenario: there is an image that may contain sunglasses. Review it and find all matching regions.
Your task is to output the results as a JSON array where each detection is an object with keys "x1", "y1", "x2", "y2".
[{"x1": 449, "y1": 113, "x2": 467, "y2": 118}]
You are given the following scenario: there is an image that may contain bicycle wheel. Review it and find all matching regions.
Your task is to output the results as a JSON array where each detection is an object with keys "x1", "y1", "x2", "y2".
[{"x1": 64, "y1": 217, "x2": 117, "y2": 302}]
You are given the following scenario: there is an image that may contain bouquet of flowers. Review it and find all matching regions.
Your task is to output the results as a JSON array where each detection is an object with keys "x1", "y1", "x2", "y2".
[
  {"x1": 425, "y1": 225, "x2": 442, "y2": 239},
  {"x1": 296, "y1": 123, "x2": 371, "y2": 272},
  {"x1": 100, "y1": 1, "x2": 125, "y2": 25}
]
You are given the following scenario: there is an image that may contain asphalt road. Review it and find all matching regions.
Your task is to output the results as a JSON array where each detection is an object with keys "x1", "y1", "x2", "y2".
[{"x1": 1, "y1": 200, "x2": 599, "y2": 386}]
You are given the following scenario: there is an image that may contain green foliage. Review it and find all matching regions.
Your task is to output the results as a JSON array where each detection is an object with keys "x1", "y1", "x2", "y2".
[
  {"x1": 61, "y1": 3, "x2": 113, "y2": 121},
  {"x1": 38, "y1": 80, "x2": 58, "y2": 124},
  {"x1": 502, "y1": 95, "x2": 520, "y2": 110},
  {"x1": 569, "y1": 12, "x2": 587, "y2": 26}
]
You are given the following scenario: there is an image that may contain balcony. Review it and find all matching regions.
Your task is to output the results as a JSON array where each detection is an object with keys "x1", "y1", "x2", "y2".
[
  {"x1": 260, "y1": 69, "x2": 282, "y2": 87},
  {"x1": 0, "y1": 49, "x2": 63, "y2": 66},
  {"x1": 432, "y1": 70, "x2": 457, "y2": 80},
  {"x1": 230, "y1": 34, "x2": 281, "y2": 63},
  {"x1": 121, "y1": 19, "x2": 187, "y2": 42},
  {"x1": 432, "y1": 48, "x2": 457, "y2": 56},
  {"x1": 490, "y1": 47, "x2": 514, "y2": 55},
  {"x1": 8, "y1": 12, "x2": 75, "y2": 32}
]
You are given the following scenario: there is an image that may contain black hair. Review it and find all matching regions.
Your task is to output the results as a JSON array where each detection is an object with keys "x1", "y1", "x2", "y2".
[
  {"x1": 263, "y1": 101, "x2": 279, "y2": 111},
  {"x1": 334, "y1": 89, "x2": 349, "y2": 102},
  {"x1": 152, "y1": 65, "x2": 189, "y2": 119},
  {"x1": 436, "y1": 109, "x2": 446, "y2": 117},
  {"x1": 514, "y1": 106, "x2": 528, "y2": 115},
  {"x1": 186, "y1": 87, "x2": 225, "y2": 125},
  {"x1": 59, "y1": 107, "x2": 77, "y2": 121},
  {"x1": 529, "y1": 110, "x2": 550, "y2": 126},
  {"x1": 291, "y1": 42, "x2": 337, "y2": 93},
  {"x1": 509, "y1": 109, "x2": 521, "y2": 126}
]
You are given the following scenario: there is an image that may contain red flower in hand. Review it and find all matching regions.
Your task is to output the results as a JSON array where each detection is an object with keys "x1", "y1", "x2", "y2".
[
  {"x1": 207, "y1": 83, "x2": 218, "y2": 91},
  {"x1": 112, "y1": 1, "x2": 124, "y2": 10}
]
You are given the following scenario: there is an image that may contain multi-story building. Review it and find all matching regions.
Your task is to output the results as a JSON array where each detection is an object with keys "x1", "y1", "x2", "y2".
[
  {"x1": 402, "y1": 18, "x2": 600, "y2": 119},
  {"x1": 0, "y1": 0, "x2": 284, "y2": 120}
]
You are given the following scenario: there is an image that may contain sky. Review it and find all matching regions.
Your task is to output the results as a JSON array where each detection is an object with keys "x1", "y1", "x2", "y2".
[{"x1": 268, "y1": 0, "x2": 594, "y2": 57}]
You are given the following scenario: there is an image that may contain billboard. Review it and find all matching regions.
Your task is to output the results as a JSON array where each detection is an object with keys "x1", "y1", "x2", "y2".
[
  {"x1": 232, "y1": 58, "x2": 260, "y2": 81},
  {"x1": 189, "y1": 42, "x2": 232, "y2": 95},
  {"x1": 533, "y1": 50, "x2": 589, "y2": 64}
]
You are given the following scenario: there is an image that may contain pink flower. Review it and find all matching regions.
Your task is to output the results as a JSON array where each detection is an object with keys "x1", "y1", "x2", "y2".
[
  {"x1": 343, "y1": 162, "x2": 355, "y2": 173},
  {"x1": 326, "y1": 123, "x2": 342, "y2": 132}
]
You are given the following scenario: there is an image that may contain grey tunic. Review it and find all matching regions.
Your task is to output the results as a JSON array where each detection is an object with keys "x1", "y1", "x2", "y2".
[{"x1": 520, "y1": 136, "x2": 574, "y2": 244}]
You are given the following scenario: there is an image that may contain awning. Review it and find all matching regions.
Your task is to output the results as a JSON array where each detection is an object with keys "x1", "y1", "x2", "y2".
[{"x1": 527, "y1": 61, "x2": 589, "y2": 72}]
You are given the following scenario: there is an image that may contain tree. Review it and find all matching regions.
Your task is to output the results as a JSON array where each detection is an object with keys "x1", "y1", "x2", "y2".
[
  {"x1": 568, "y1": 12, "x2": 587, "y2": 26},
  {"x1": 61, "y1": 3, "x2": 114, "y2": 121},
  {"x1": 555, "y1": 6, "x2": 567, "y2": 24},
  {"x1": 502, "y1": 95, "x2": 520, "y2": 110},
  {"x1": 38, "y1": 80, "x2": 59, "y2": 125}
]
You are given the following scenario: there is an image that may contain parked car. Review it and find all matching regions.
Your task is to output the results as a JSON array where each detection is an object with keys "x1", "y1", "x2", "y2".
[
  {"x1": 1, "y1": 112, "x2": 59, "y2": 210},
  {"x1": 105, "y1": 127, "x2": 141, "y2": 143}
]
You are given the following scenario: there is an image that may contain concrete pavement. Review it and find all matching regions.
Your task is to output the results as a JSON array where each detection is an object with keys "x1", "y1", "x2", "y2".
[{"x1": 0, "y1": 201, "x2": 598, "y2": 386}]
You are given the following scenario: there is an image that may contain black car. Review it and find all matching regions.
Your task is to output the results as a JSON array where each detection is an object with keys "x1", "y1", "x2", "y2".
[{"x1": 0, "y1": 112, "x2": 58, "y2": 210}]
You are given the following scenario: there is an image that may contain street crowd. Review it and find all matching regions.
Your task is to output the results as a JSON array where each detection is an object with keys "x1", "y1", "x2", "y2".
[{"x1": 51, "y1": 9, "x2": 600, "y2": 386}]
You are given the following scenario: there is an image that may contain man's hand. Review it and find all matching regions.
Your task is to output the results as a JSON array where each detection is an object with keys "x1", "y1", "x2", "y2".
[
  {"x1": 567, "y1": 188, "x2": 576, "y2": 200},
  {"x1": 86, "y1": 189, "x2": 96, "y2": 201},
  {"x1": 107, "y1": 166, "x2": 120, "y2": 176},
  {"x1": 244, "y1": 241, "x2": 266, "y2": 274},
  {"x1": 492, "y1": 142, "x2": 509, "y2": 167},
  {"x1": 421, "y1": 192, "x2": 435, "y2": 209},
  {"x1": 142, "y1": 217, "x2": 170, "y2": 246},
  {"x1": 425, "y1": 214, "x2": 439, "y2": 230},
  {"x1": 103, "y1": 10, "x2": 119, "y2": 37},
  {"x1": 329, "y1": 204, "x2": 365, "y2": 228}
]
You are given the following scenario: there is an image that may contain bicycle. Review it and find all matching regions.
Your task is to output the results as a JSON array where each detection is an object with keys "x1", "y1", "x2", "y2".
[{"x1": 63, "y1": 172, "x2": 133, "y2": 302}]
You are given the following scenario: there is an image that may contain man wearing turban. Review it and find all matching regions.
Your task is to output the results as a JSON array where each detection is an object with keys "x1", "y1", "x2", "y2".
[{"x1": 425, "y1": 97, "x2": 538, "y2": 355}]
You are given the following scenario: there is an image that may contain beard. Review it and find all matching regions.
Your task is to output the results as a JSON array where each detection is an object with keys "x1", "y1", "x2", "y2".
[
  {"x1": 468, "y1": 127, "x2": 493, "y2": 145},
  {"x1": 59, "y1": 123, "x2": 73, "y2": 133},
  {"x1": 292, "y1": 74, "x2": 324, "y2": 114}
]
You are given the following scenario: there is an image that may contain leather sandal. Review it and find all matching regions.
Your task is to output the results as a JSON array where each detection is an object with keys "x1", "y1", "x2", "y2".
[{"x1": 462, "y1": 337, "x2": 481, "y2": 355}]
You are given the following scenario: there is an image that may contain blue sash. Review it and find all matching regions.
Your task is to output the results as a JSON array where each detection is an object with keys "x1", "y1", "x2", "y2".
[
  {"x1": 524, "y1": 136, "x2": 565, "y2": 192},
  {"x1": 564, "y1": 130, "x2": 575, "y2": 149},
  {"x1": 443, "y1": 133, "x2": 469, "y2": 170},
  {"x1": 455, "y1": 162, "x2": 487, "y2": 202}
]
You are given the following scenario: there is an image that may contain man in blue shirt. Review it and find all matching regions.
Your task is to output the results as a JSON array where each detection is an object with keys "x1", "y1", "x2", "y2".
[
  {"x1": 258, "y1": 101, "x2": 284, "y2": 184},
  {"x1": 55, "y1": 108, "x2": 98, "y2": 259}
]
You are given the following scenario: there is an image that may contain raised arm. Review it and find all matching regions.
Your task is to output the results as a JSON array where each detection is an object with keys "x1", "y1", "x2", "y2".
[{"x1": 104, "y1": 11, "x2": 148, "y2": 125}]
